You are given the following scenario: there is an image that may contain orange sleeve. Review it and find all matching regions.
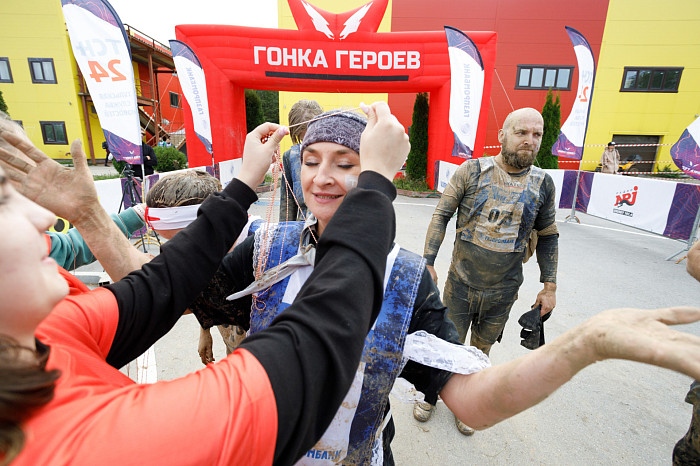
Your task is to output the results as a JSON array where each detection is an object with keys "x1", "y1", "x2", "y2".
[{"x1": 22, "y1": 349, "x2": 278, "y2": 465}]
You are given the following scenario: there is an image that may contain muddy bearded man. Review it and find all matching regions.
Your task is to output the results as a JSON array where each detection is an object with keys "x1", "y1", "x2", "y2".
[{"x1": 416, "y1": 107, "x2": 558, "y2": 434}]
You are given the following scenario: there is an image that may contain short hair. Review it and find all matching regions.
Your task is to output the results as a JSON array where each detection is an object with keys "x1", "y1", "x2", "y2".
[
  {"x1": 288, "y1": 100, "x2": 323, "y2": 144},
  {"x1": 146, "y1": 170, "x2": 221, "y2": 208}
]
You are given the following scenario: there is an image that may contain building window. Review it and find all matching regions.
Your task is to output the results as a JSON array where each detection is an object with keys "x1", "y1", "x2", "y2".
[
  {"x1": 621, "y1": 67, "x2": 682, "y2": 92},
  {"x1": 170, "y1": 91, "x2": 180, "y2": 108},
  {"x1": 40, "y1": 121, "x2": 68, "y2": 144},
  {"x1": 0, "y1": 58, "x2": 13, "y2": 83},
  {"x1": 28, "y1": 58, "x2": 57, "y2": 84},
  {"x1": 515, "y1": 65, "x2": 573, "y2": 90}
]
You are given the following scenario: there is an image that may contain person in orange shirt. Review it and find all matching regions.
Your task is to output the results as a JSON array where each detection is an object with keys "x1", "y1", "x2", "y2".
[{"x1": 0, "y1": 103, "x2": 409, "y2": 465}]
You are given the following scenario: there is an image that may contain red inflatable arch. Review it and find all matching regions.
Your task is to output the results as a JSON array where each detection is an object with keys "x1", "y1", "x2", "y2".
[{"x1": 175, "y1": 0, "x2": 496, "y2": 189}]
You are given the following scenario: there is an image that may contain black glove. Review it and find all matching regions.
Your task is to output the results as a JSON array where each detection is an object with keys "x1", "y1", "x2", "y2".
[{"x1": 518, "y1": 305, "x2": 551, "y2": 350}]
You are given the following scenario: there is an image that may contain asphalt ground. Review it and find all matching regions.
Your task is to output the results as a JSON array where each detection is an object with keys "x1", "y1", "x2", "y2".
[{"x1": 78, "y1": 189, "x2": 700, "y2": 465}]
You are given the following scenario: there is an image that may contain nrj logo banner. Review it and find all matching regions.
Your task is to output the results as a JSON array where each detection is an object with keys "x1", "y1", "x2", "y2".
[
  {"x1": 671, "y1": 116, "x2": 700, "y2": 180},
  {"x1": 170, "y1": 40, "x2": 213, "y2": 155},
  {"x1": 552, "y1": 26, "x2": 595, "y2": 160},
  {"x1": 61, "y1": 0, "x2": 142, "y2": 164},
  {"x1": 587, "y1": 174, "x2": 677, "y2": 234},
  {"x1": 445, "y1": 26, "x2": 484, "y2": 159}
]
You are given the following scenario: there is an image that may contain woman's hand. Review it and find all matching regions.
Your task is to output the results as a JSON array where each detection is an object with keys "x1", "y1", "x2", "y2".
[
  {"x1": 359, "y1": 102, "x2": 410, "y2": 181},
  {"x1": 236, "y1": 123, "x2": 289, "y2": 191}
]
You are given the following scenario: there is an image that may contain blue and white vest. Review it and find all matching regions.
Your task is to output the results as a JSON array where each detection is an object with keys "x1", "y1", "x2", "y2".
[{"x1": 248, "y1": 221, "x2": 425, "y2": 465}]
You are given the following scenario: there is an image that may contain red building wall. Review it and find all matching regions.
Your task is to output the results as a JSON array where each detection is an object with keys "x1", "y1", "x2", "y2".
[
  {"x1": 389, "y1": 0, "x2": 609, "y2": 155},
  {"x1": 137, "y1": 63, "x2": 185, "y2": 143}
]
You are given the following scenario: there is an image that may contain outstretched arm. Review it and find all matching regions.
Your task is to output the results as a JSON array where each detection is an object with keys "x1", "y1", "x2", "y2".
[
  {"x1": 47, "y1": 208, "x2": 146, "y2": 270},
  {"x1": 0, "y1": 125, "x2": 149, "y2": 280},
  {"x1": 441, "y1": 306, "x2": 700, "y2": 430}
]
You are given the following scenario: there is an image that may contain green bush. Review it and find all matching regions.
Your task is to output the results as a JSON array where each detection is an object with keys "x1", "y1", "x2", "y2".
[
  {"x1": 393, "y1": 176, "x2": 430, "y2": 192},
  {"x1": 406, "y1": 92, "x2": 429, "y2": 180},
  {"x1": 155, "y1": 146, "x2": 188, "y2": 172},
  {"x1": 245, "y1": 89, "x2": 265, "y2": 133},
  {"x1": 655, "y1": 164, "x2": 686, "y2": 178},
  {"x1": 535, "y1": 89, "x2": 561, "y2": 169},
  {"x1": 0, "y1": 90, "x2": 8, "y2": 116}
]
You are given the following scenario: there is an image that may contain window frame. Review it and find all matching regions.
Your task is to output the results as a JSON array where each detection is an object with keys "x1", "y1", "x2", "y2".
[
  {"x1": 28, "y1": 58, "x2": 57, "y2": 84},
  {"x1": 0, "y1": 57, "x2": 13, "y2": 83},
  {"x1": 620, "y1": 66, "x2": 683, "y2": 93},
  {"x1": 40, "y1": 121, "x2": 68, "y2": 145},
  {"x1": 515, "y1": 65, "x2": 574, "y2": 91},
  {"x1": 169, "y1": 91, "x2": 180, "y2": 108}
]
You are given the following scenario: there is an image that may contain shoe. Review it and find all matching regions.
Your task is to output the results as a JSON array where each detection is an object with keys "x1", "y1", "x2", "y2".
[
  {"x1": 413, "y1": 401, "x2": 435, "y2": 422},
  {"x1": 455, "y1": 416, "x2": 475, "y2": 436}
]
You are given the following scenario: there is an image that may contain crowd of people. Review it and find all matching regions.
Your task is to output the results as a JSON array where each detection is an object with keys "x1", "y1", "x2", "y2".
[{"x1": 1, "y1": 102, "x2": 700, "y2": 465}]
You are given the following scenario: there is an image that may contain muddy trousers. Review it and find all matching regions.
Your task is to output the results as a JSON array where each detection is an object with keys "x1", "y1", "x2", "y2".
[
  {"x1": 443, "y1": 277, "x2": 518, "y2": 356},
  {"x1": 674, "y1": 381, "x2": 700, "y2": 465}
]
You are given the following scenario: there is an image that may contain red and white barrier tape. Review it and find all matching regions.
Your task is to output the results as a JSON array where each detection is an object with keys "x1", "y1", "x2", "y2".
[
  {"x1": 559, "y1": 160, "x2": 661, "y2": 164},
  {"x1": 483, "y1": 143, "x2": 675, "y2": 150}
]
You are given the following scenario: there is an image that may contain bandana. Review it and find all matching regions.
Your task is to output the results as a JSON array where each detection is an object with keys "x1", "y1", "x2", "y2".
[
  {"x1": 145, "y1": 204, "x2": 200, "y2": 230},
  {"x1": 300, "y1": 110, "x2": 367, "y2": 155}
]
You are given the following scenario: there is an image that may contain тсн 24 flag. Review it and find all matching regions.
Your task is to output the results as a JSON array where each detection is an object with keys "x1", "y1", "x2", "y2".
[{"x1": 61, "y1": 0, "x2": 142, "y2": 164}]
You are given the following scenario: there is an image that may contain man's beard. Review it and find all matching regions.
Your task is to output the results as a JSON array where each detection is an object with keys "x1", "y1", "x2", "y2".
[{"x1": 502, "y1": 146, "x2": 537, "y2": 170}]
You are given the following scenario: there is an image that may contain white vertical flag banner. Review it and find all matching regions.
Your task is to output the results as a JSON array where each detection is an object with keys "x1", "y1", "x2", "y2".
[
  {"x1": 445, "y1": 26, "x2": 484, "y2": 160},
  {"x1": 552, "y1": 26, "x2": 595, "y2": 160},
  {"x1": 61, "y1": 0, "x2": 142, "y2": 164},
  {"x1": 671, "y1": 116, "x2": 700, "y2": 180},
  {"x1": 169, "y1": 40, "x2": 213, "y2": 155}
]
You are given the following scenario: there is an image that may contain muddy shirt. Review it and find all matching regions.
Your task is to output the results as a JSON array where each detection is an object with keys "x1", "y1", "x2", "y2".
[{"x1": 424, "y1": 157, "x2": 557, "y2": 290}]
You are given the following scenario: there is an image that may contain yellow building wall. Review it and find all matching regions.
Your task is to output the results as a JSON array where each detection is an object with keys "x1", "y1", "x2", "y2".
[
  {"x1": 583, "y1": 0, "x2": 700, "y2": 171},
  {"x1": 276, "y1": 0, "x2": 392, "y2": 153},
  {"x1": 0, "y1": 0, "x2": 95, "y2": 160}
]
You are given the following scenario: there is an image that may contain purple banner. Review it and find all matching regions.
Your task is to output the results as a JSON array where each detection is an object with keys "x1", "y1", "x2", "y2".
[
  {"x1": 671, "y1": 128, "x2": 700, "y2": 180},
  {"x1": 663, "y1": 183, "x2": 700, "y2": 240},
  {"x1": 558, "y1": 170, "x2": 579, "y2": 209},
  {"x1": 205, "y1": 163, "x2": 220, "y2": 180},
  {"x1": 574, "y1": 171, "x2": 594, "y2": 212}
]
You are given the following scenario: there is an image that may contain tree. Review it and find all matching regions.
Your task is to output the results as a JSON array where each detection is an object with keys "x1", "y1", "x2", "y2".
[
  {"x1": 0, "y1": 90, "x2": 9, "y2": 116},
  {"x1": 244, "y1": 89, "x2": 265, "y2": 133},
  {"x1": 257, "y1": 90, "x2": 279, "y2": 124},
  {"x1": 535, "y1": 89, "x2": 561, "y2": 169},
  {"x1": 406, "y1": 92, "x2": 429, "y2": 180}
]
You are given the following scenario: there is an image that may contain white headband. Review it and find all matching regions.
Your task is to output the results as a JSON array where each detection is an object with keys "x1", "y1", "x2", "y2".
[{"x1": 145, "y1": 204, "x2": 201, "y2": 230}]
